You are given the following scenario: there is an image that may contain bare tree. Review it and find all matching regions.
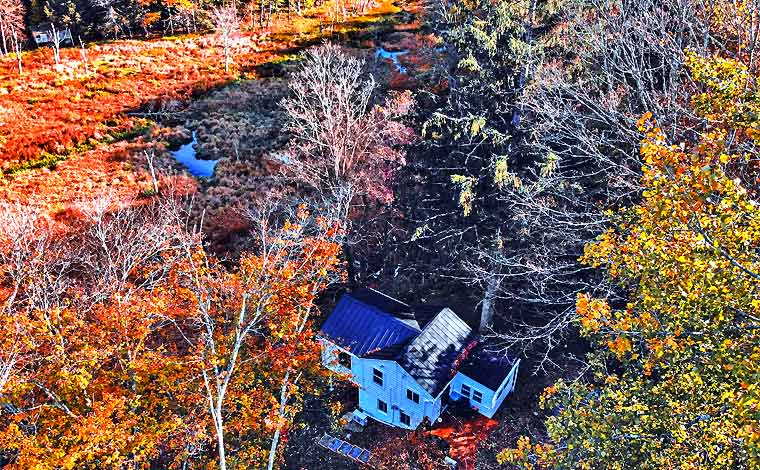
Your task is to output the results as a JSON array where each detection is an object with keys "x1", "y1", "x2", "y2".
[
  {"x1": 0, "y1": 203, "x2": 69, "y2": 396},
  {"x1": 211, "y1": 4, "x2": 240, "y2": 73},
  {"x1": 12, "y1": 27, "x2": 21, "y2": 73},
  {"x1": 0, "y1": 0, "x2": 24, "y2": 56},
  {"x1": 49, "y1": 24, "x2": 62, "y2": 66},
  {"x1": 280, "y1": 43, "x2": 413, "y2": 204},
  {"x1": 280, "y1": 43, "x2": 413, "y2": 285},
  {"x1": 76, "y1": 194, "x2": 186, "y2": 307},
  {"x1": 144, "y1": 149, "x2": 160, "y2": 194},
  {"x1": 91, "y1": 0, "x2": 126, "y2": 39}
]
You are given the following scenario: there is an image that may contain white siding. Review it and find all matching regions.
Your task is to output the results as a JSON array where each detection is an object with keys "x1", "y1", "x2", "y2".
[
  {"x1": 449, "y1": 360, "x2": 520, "y2": 419},
  {"x1": 321, "y1": 339, "x2": 444, "y2": 429},
  {"x1": 490, "y1": 359, "x2": 520, "y2": 412},
  {"x1": 356, "y1": 358, "x2": 442, "y2": 429}
]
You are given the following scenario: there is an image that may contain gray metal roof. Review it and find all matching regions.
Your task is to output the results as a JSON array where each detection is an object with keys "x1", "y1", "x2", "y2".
[{"x1": 397, "y1": 308, "x2": 474, "y2": 396}]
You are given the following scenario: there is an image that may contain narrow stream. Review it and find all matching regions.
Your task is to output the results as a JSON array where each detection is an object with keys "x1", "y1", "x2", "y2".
[
  {"x1": 171, "y1": 131, "x2": 218, "y2": 178},
  {"x1": 376, "y1": 48, "x2": 409, "y2": 74}
]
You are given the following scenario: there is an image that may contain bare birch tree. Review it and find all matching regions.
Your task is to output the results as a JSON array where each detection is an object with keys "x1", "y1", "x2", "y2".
[
  {"x1": 211, "y1": 4, "x2": 240, "y2": 73},
  {"x1": 12, "y1": 27, "x2": 21, "y2": 73},
  {"x1": 0, "y1": 0, "x2": 24, "y2": 56},
  {"x1": 281, "y1": 43, "x2": 413, "y2": 204},
  {"x1": 0, "y1": 204, "x2": 57, "y2": 395},
  {"x1": 172, "y1": 202, "x2": 344, "y2": 470},
  {"x1": 75, "y1": 194, "x2": 186, "y2": 308},
  {"x1": 49, "y1": 24, "x2": 62, "y2": 66}
]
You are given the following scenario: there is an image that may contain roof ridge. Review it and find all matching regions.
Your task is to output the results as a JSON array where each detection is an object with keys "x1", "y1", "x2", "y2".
[
  {"x1": 361, "y1": 287, "x2": 411, "y2": 307},
  {"x1": 347, "y1": 291, "x2": 420, "y2": 333},
  {"x1": 407, "y1": 307, "x2": 467, "y2": 344}
]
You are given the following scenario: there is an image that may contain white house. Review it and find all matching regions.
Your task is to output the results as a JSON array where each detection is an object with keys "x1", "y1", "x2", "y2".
[{"x1": 319, "y1": 289, "x2": 520, "y2": 429}]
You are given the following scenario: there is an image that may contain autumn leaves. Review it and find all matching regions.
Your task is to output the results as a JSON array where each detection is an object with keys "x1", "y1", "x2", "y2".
[
  {"x1": 0, "y1": 195, "x2": 345, "y2": 469},
  {"x1": 499, "y1": 46, "x2": 760, "y2": 470}
]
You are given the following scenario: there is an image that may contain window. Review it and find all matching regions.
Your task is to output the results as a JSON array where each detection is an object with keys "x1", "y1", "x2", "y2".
[
  {"x1": 460, "y1": 384, "x2": 471, "y2": 398},
  {"x1": 378, "y1": 399, "x2": 388, "y2": 413},
  {"x1": 400, "y1": 410, "x2": 411, "y2": 426},
  {"x1": 373, "y1": 368, "x2": 384, "y2": 386},
  {"x1": 472, "y1": 390, "x2": 483, "y2": 403},
  {"x1": 338, "y1": 351, "x2": 351, "y2": 368},
  {"x1": 406, "y1": 389, "x2": 420, "y2": 404}
]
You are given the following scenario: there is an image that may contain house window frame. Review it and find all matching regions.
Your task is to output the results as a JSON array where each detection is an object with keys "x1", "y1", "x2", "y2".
[
  {"x1": 378, "y1": 399, "x2": 388, "y2": 414},
  {"x1": 406, "y1": 388, "x2": 420, "y2": 404},
  {"x1": 337, "y1": 351, "x2": 351, "y2": 369},
  {"x1": 399, "y1": 410, "x2": 411, "y2": 427},
  {"x1": 472, "y1": 389, "x2": 483, "y2": 403},
  {"x1": 372, "y1": 368, "x2": 384, "y2": 387},
  {"x1": 461, "y1": 384, "x2": 471, "y2": 398}
]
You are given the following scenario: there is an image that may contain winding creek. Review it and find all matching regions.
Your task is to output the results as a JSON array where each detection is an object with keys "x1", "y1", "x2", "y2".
[{"x1": 171, "y1": 131, "x2": 219, "y2": 178}]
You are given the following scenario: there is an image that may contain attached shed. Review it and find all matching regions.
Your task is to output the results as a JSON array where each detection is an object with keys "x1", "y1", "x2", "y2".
[{"x1": 449, "y1": 344, "x2": 520, "y2": 418}]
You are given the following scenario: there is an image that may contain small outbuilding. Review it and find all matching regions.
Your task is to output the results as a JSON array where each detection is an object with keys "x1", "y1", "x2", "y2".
[{"x1": 31, "y1": 23, "x2": 73, "y2": 46}]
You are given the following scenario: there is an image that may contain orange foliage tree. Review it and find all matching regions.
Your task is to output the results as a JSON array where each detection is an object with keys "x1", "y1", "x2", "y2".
[
  {"x1": 164, "y1": 203, "x2": 344, "y2": 470},
  {"x1": 0, "y1": 198, "x2": 344, "y2": 469}
]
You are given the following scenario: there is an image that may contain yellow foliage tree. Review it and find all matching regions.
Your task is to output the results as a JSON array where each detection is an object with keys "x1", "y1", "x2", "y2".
[{"x1": 498, "y1": 54, "x2": 760, "y2": 470}]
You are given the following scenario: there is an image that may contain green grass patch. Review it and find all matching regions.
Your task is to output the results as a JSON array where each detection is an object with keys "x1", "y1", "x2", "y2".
[
  {"x1": 1, "y1": 121, "x2": 153, "y2": 178},
  {"x1": 3, "y1": 152, "x2": 70, "y2": 176}
]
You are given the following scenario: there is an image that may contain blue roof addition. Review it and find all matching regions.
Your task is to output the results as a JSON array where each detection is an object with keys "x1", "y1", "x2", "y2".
[
  {"x1": 458, "y1": 341, "x2": 517, "y2": 390},
  {"x1": 319, "y1": 290, "x2": 420, "y2": 357}
]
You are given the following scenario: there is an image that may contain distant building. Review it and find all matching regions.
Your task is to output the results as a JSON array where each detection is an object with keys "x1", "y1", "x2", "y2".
[
  {"x1": 319, "y1": 288, "x2": 520, "y2": 430},
  {"x1": 31, "y1": 23, "x2": 73, "y2": 46}
]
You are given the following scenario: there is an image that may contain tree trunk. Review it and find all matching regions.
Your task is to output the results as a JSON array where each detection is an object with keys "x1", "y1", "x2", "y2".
[
  {"x1": 224, "y1": 42, "x2": 229, "y2": 72},
  {"x1": 145, "y1": 151, "x2": 159, "y2": 193},
  {"x1": 215, "y1": 413, "x2": 227, "y2": 470},
  {"x1": 479, "y1": 275, "x2": 499, "y2": 333},
  {"x1": 12, "y1": 29, "x2": 21, "y2": 74},
  {"x1": 343, "y1": 240, "x2": 356, "y2": 288},
  {"x1": 50, "y1": 25, "x2": 61, "y2": 66},
  {"x1": 266, "y1": 370, "x2": 291, "y2": 470},
  {"x1": 1, "y1": 20, "x2": 8, "y2": 56}
]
